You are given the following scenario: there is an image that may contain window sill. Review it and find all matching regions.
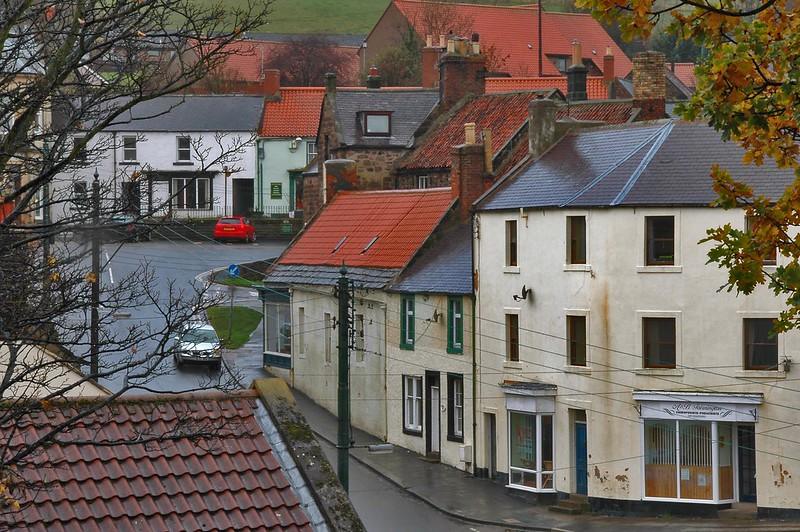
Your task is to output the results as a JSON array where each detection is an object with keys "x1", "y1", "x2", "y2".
[
  {"x1": 503, "y1": 361, "x2": 523, "y2": 370},
  {"x1": 634, "y1": 368, "x2": 684, "y2": 376},
  {"x1": 636, "y1": 265, "x2": 682, "y2": 273},
  {"x1": 446, "y1": 434, "x2": 464, "y2": 443},
  {"x1": 446, "y1": 347, "x2": 463, "y2": 355},
  {"x1": 563, "y1": 264, "x2": 592, "y2": 272},
  {"x1": 399, "y1": 344, "x2": 414, "y2": 351},
  {"x1": 736, "y1": 369, "x2": 785, "y2": 379},
  {"x1": 503, "y1": 266, "x2": 520, "y2": 274},
  {"x1": 563, "y1": 365, "x2": 591, "y2": 374},
  {"x1": 506, "y1": 484, "x2": 556, "y2": 494},
  {"x1": 173, "y1": 161, "x2": 194, "y2": 166},
  {"x1": 119, "y1": 161, "x2": 139, "y2": 166},
  {"x1": 403, "y1": 427, "x2": 422, "y2": 437}
]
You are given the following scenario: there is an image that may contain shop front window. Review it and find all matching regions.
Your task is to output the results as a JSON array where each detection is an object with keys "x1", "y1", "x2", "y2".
[
  {"x1": 265, "y1": 301, "x2": 291, "y2": 355},
  {"x1": 509, "y1": 412, "x2": 554, "y2": 492}
]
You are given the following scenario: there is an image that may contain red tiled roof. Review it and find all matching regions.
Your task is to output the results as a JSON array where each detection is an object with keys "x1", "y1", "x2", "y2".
[
  {"x1": 486, "y1": 76, "x2": 609, "y2": 100},
  {"x1": 402, "y1": 92, "x2": 544, "y2": 170},
  {"x1": 280, "y1": 189, "x2": 454, "y2": 268},
  {"x1": 670, "y1": 62, "x2": 696, "y2": 88},
  {"x1": 3, "y1": 393, "x2": 313, "y2": 531},
  {"x1": 558, "y1": 101, "x2": 635, "y2": 124},
  {"x1": 260, "y1": 87, "x2": 325, "y2": 137},
  {"x1": 392, "y1": 0, "x2": 631, "y2": 77}
]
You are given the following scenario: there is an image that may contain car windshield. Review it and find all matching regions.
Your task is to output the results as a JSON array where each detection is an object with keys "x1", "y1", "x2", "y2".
[
  {"x1": 219, "y1": 218, "x2": 241, "y2": 225},
  {"x1": 181, "y1": 328, "x2": 218, "y2": 343}
]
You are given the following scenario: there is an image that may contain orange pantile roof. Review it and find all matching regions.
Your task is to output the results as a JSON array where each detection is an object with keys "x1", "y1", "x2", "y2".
[
  {"x1": 260, "y1": 87, "x2": 325, "y2": 138},
  {"x1": 279, "y1": 189, "x2": 454, "y2": 269},
  {"x1": 670, "y1": 62, "x2": 696, "y2": 88},
  {"x1": 391, "y1": 0, "x2": 631, "y2": 77},
  {"x1": 557, "y1": 101, "x2": 635, "y2": 124},
  {"x1": 402, "y1": 91, "x2": 545, "y2": 170},
  {"x1": 486, "y1": 76, "x2": 609, "y2": 100}
]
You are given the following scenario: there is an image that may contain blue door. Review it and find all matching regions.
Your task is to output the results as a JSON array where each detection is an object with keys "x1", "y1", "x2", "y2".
[{"x1": 575, "y1": 422, "x2": 588, "y2": 495}]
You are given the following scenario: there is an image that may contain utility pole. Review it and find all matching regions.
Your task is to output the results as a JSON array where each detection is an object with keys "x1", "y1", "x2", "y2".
[
  {"x1": 90, "y1": 169, "x2": 100, "y2": 377},
  {"x1": 336, "y1": 265, "x2": 351, "y2": 492}
]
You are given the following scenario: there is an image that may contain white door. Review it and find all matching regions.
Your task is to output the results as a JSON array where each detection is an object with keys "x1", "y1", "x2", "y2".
[{"x1": 431, "y1": 386, "x2": 440, "y2": 453}]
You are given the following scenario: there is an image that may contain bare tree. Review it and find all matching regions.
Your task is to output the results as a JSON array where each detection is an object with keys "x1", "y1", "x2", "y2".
[
  {"x1": 266, "y1": 36, "x2": 353, "y2": 86},
  {"x1": 0, "y1": 0, "x2": 271, "y2": 518},
  {"x1": 415, "y1": 0, "x2": 474, "y2": 41}
]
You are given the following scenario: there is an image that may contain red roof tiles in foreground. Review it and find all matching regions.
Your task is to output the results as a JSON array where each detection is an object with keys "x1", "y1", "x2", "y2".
[
  {"x1": 402, "y1": 92, "x2": 545, "y2": 170},
  {"x1": 3, "y1": 393, "x2": 312, "y2": 531},
  {"x1": 260, "y1": 87, "x2": 325, "y2": 138},
  {"x1": 279, "y1": 188, "x2": 454, "y2": 269},
  {"x1": 486, "y1": 76, "x2": 609, "y2": 100},
  {"x1": 558, "y1": 101, "x2": 636, "y2": 124}
]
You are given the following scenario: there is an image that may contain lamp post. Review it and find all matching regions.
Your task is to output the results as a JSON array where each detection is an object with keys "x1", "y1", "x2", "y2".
[{"x1": 223, "y1": 165, "x2": 230, "y2": 217}]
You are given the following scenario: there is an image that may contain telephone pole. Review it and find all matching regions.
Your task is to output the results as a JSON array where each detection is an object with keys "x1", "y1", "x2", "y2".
[
  {"x1": 90, "y1": 169, "x2": 100, "y2": 377},
  {"x1": 336, "y1": 265, "x2": 351, "y2": 492}
]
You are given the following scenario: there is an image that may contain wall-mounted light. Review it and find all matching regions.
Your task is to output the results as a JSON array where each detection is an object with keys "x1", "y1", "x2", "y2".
[
  {"x1": 289, "y1": 136, "x2": 302, "y2": 152},
  {"x1": 513, "y1": 285, "x2": 531, "y2": 302}
]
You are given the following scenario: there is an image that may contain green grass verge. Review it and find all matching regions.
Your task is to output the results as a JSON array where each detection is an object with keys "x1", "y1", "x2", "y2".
[
  {"x1": 215, "y1": 274, "x2": 259, "y2": 288},
  {"x1": 207, "y1": 306, "x2": 263, "y2": 349}
]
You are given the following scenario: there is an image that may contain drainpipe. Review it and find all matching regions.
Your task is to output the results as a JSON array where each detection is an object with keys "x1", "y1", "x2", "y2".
[
  {"x1": 383, "y1": 301, "x2": 389, "y2": 441},
  {"x1": 471, "y1": 294, "x2": 478, "y2": 474}
]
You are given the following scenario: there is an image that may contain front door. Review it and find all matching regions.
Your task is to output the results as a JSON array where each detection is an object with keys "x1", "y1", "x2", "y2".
[
  {"x1": 425, "y1": 372, "x2": 440, "y2": 457},
  {"x1": 738, "y1": 424, "x2": 757, "y2": 502},
  {"x1": 575, "y1": 421, "x2": 588, "y2": 495},
  {"x1": 232, "y1": 178, "x2": 254, "y2": 216}
]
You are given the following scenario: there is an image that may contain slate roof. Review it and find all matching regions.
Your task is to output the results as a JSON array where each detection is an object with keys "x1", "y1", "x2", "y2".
[
  {"x1": 400, "y1": 92, "x2": 552, "y2": 171},
  {"x1": 389, "y1": 223, "x2": 472, "y2": 295},
  {"x1": 278, "y1": 188, "x2": 454, "y2": 269},
  {"x1": 260, "y1": 87, "x2": 325, "y2": 138},
  {"x1": 104, "y1": 95, "x2": 264, "y2": 132},
  {"x1": 333, "y1": 88, "x2": 439, "y2": 147},
  {"x1": 486, "y1": 76, "x2": 609, "y2": 100},
  {"x1": 390, "y1": 0, "x2": 631, "y2": 77},
  {"x1": 479, "y1": 120, "x2": 797, "y2": 211},
  {"x1": 2, "y1": 392, "x2": 313, "y2": 531},
  {"x1": 265, "y1": 264, "x2": 401, "y2": 289}
]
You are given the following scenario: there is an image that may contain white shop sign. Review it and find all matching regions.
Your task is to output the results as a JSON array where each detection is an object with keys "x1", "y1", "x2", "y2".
[{"x1": 640, "y1": 400, "x2": 759, "y2": 422}]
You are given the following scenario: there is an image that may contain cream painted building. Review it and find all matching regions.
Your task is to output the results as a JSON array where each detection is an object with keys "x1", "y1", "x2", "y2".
[{"x1": 473, "y1": 117, "x2": 800, "y2": 516}]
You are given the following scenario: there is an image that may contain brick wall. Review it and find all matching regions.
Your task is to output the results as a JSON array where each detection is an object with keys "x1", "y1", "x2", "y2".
[
  {"x1": 633, "y1": 51, "x2": 666, "y2": 121},
  {"x1": 451, "y1": 143, "x2": 487, "y2": 219},
  {"x1": 303, "y1": 173, "x2": 322, "y2": 221},
  {"x1": 440, "y1": 54, "x2": 486, "y2": 110}
]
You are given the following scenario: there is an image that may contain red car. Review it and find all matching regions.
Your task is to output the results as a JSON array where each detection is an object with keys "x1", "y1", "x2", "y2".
[{"x1": 213, "y1": 216, "x2": 256, "y2": 242}]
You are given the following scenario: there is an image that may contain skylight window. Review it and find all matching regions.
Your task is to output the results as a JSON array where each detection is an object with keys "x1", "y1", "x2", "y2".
[
  {"x1": 332, "y1": 236, "x2": 347, "y2": 253},
  {"x1": 362, "y1": 236, "x2": 379, "y2": 253}
]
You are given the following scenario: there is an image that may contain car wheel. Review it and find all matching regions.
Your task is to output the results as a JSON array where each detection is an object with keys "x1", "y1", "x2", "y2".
[
  {"x1": 251, "y1": 233, "x2": 256, "y2": 243},
  {"x1": 174, "y1": 354, "x2": 182, "y2": 368}
]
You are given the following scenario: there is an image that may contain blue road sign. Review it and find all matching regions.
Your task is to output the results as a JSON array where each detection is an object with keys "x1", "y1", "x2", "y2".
[{"x1": 228, "y1": 264, "x2": 240, "y2": 277}]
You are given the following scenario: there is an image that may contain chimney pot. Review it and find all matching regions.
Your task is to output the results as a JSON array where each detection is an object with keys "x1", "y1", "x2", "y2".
[
  {"x1": 439, "y1": 34, "x2": 446, "y2": 48},
  {"x1": 571, "y1": 40, "x2": 582, "y2": 68},
  {"x1": 426, "y1": 34, "x2": 433, "y2": 47},
  {"x1": 603, "y1": 49, "x2": 616, "y2": 97},
  {"x1": 324, "y1": 72, "x2": 337, "y2": 94},
  {"x1": 464, "y1": 122, "x2": 476, "y2": 144},
  {"x1": 528, "y1": 99, "x2": 558, "y2": 160}
]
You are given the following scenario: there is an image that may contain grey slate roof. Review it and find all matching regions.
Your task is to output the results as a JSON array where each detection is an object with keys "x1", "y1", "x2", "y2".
[
  {"x1": 334, "y1": 89, "x2": 439, "y2": 147},
  {"x1": 104, "y1": 95, "x2": 264, "y2": 132},
  {"x1": 264, "y1": 264, "x2": 400, "y2": 289},
  {"x1": 389, "y1": 223, "x2": 472, "y2": 295},
  {"x1": 479, "y1": 120, "x2": 797, "y2": 211}
]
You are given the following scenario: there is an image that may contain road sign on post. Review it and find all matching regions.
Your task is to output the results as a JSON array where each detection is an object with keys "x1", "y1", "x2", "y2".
[{"x1": 228, "y1": 264, "x2": 240, "y2": 277}]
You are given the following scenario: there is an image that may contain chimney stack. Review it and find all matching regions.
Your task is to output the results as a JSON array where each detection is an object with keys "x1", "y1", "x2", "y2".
[
  {"x1": 262, "y1": 69, "x2": 281, "y2": 96},
  {"x1": 325, "y1": 72, "x2": 337, "y2": 94},
  {"x1": 603, "y1": 47, "x2": 616, "y2": 98},
  {"x1": 566, "y1": 40, "x2": 587, "y2": 102},
  {"x1": 451, "y1": 123, "x2": 489, "y2": 220},
  {"x1": 366, "y1": 65, "x2": 382, "y2": 89},
  {"x1": 633, "y1": 51, "x2": 666, "y2": 120},
  {"x1": 439, "y1": 34, "x2": 487, "y2": 110},
  {"x1": 422, "y1": 34, "x2": 444, "y2": 88},
  {"x1": 528, "y1": 99, "x2": 557, "y2": 160},
  {"x1": 323, "y1": 159, "x2": 358, "y2": 205}
]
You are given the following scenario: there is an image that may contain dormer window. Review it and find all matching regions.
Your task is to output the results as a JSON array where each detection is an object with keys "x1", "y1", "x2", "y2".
[{"x1": 363, "y1": 112, "x2": 391, "y2": 137}]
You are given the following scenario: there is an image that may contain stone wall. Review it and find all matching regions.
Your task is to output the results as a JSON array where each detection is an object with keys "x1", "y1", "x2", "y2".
[
  {"x1": 395, "y1": 170, "x2": 450, "y2": 189},
  {"x1": 338, "y1": 147, "x2": 406, "y2": 190}
]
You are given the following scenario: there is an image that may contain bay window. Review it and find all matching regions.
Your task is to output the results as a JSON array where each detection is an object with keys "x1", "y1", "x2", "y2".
[{"x1": 508, "y1": 412, "x2": 554, "y2": 492}]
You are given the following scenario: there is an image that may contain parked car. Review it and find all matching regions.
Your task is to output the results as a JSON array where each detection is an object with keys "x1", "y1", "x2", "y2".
[
  {"x1": 173, "y1": 323, "x2": 222, "y2": 370},
  {"x1": 213, "y1": 216, "x2": 256, "y2": 242},
  {"x1": 106, "y1": 214, "x2": 152, "y2": 242}
]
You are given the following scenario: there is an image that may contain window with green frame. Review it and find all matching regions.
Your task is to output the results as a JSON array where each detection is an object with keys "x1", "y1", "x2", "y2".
[
  {"x1": 400, "y1": 296, "x2": 415, "y2": 350},
  {"x1": 447, "y1": 297, "x2": 463, "y2": 354}
]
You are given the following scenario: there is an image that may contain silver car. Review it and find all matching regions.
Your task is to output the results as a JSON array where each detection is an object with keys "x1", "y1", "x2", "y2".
[{"x1": 173, "y1": 324, "x2": 222, "y2": 370}]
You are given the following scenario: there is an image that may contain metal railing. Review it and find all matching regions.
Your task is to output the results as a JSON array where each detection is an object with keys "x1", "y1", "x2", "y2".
[{"x1": 169, "y1": 203, "x2": 291, "y2": 220}]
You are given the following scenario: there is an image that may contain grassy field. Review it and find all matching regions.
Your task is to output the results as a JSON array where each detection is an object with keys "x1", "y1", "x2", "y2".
[
  {"x1": 207, "y1": 306, "x2": 263, "y2": 349},
  {"x1": 197, "y1": 0, "x2": 562, "y2": 36}
]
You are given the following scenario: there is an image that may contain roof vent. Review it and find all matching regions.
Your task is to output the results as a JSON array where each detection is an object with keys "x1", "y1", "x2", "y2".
[
  {"x1": 361, "y1": 236, "x2": 379, "y2": 253},
  {"x1": 332, "y1": 236, "x2": 347, "y2": 253}
]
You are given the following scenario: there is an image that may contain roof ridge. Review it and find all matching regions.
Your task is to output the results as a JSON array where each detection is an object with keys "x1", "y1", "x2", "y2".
[
  {"x1": 337, "y1": 187, "x2": 451, "y2": 196},
  {"x1": 610, "y1": 121, "x2": 675, "y2": 205},
  {"x1": 395, "y1": 0, "x2": 539, "y2": 10}
]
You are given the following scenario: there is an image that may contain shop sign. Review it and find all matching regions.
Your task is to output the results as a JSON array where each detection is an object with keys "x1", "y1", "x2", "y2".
[{"x1": 641, "y1": 401, "x2": 758, "y2": 422}]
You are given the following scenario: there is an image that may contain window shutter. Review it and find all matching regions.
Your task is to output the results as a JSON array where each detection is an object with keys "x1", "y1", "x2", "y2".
[
  {"x1": 447, "y1": 299, "x2": 454, "y2": 351},
  {"x1": 400, "y1": 299, "x2": 407, "y2": 347}
]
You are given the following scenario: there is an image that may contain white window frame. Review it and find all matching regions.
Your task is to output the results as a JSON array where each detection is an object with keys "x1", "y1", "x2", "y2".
[
  {"x1": 403, "y1": 375, "x2": 423, "y2": 433},
  {"x1": 122, "y1": 136, "x2": 137, "y2": 162},
  {"x1": 324, "y1": 312, "x2": 332, "y2": 365},
  {"x1": 306, "y1": 140, "x2": 317, "y2": 165},
  {"x1": 564, "y1": 212, "x2": 592, "y2": 271},
  {"x1": 637, "y1": 211, "x2": 682, "y2": 273},
  {"x1": 417, "y1": 175, "x2": 430, "y2": 189},
  {"x1": 737, "y1": 311, "x2": 785, "y2": 377},
  {"x1": 635, "y1": 310, "x2": 683, "y2": 375},
  {"x1": 564, "y1": 308, "x2": 591, "y2": 372},
  {"x1": 504, "y1": 218, "x2": 519, "y2": 273},
  {"x1": 453, "y1": 377, "x2": 464, "y2": 438},
  {"x1": 176, "y1": 136, "x2": 192, "y2": 162},
  {"x1": 32, "y1": 185, "x2": 44, "y2": 221},
  {"x1": 507, "y1": 411, "x2": 556, "y2": 493},
  {"x1": 171, "y1": 177, "x2": 210, "y2": 210}
]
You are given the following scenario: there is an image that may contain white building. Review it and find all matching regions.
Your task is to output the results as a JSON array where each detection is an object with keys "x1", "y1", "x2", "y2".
[
  {"x1": 473, "y1": 107, "x2": 800, "y2": 516},
  {"x1": 55, "y1": 95, "x2": 263, "y2": 220}
]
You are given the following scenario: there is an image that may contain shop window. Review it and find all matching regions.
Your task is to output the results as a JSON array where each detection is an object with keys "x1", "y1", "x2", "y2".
[
  {"x1": 506, "y1": 314, "x2": 519, "y2": 362},
  {"x1": 172, "y1": 177, "x2": 210, "y2": 210},
  {"x1": 644, "y1": 420, "x2": 677, "y2": 498},
  {"x1": 646, "y1": 216, "x2": 674, "y2": 265},
  {"x1": 642, "y1": 317, "x2": 676, "y2": 368},
  {"x1": 743, "y1": 318, "x2": 778, "y2": 370},
  {"x1": 403, "y1": 375, "x2": 423, "y2": 435},
  {"x1": 567, "y1": 315, "x2": 586, "y2": 366},
  {"x1": 447, "y1": 374, "x2": 464, "y2": 442},
  {"x1": 447, "y1": 297, "x2": 463, "y2": 354},
  {"x1": 265, "y1": 301, "x2": 291, "y2": 355},
  {"x1": 400, "y1": 296, "x2": 415, "y2": 350},
  {"x1": 509, "y1": 412, "x2": 554, "y2": 492},
  {"x1": 567, "y1": 216, "x2": 586, "y2": 265},
  {"x1": 505, "y1": 220, "x2": 518, "y2": 267}
]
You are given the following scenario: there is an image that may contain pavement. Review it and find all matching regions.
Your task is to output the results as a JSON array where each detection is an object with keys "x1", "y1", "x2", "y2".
[{"x1": 291, "y1": 389, "x2": 800, "y2": 532}]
